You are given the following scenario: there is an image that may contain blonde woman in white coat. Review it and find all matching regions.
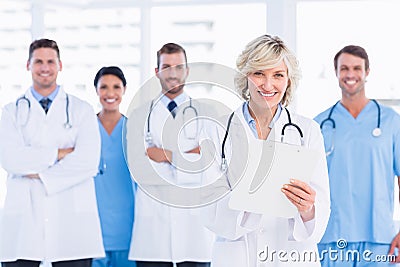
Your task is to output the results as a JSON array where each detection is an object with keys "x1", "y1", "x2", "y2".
[
  {"x1": 201, "y1": 35, "x2": 331, "y2": 267},
  {"x1": 0, "y1": 39, "x2": 104, "y2": 267}
]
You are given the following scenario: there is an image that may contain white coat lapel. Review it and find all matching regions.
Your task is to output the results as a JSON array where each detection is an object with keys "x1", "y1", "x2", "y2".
[
  {"x1": 150, "y1": 100, "x2": 180, "y2": 151},
  {"x1": 149, "y1": 100, "x2": 170, "y2": 147},
  {"x1": 20, "y1": 89, "x2": 46, "y2": 146},
  {"x1": 225, "y1": 110, "x2": 252, "y2": 189}
]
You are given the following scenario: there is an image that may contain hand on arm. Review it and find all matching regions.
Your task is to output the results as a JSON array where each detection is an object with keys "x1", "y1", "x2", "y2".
[
  {"x1": 146, "y1": 145, "x2": 199, "y2": 163},
  {"x1": 24, "y1": 173, "x2": 40, "y2": 179},
  {"x1": 185, "y1": 146, "x2": 200, "y2": 154},
  {"x1": 23, "y1": 147, "x2": 75, "y2": 179},
  {"x1": 146, "y1": 146, "x2": 172, "y2": 163},
  {"x1": 57, "y1": 147, "x2": 74, "y2": 161},
  {"x1": 281, "y1": 179, "x2": 316, "y2": 222}
]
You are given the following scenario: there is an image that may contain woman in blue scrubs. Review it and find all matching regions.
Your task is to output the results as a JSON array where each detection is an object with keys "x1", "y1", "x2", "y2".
[{"x1": 92, "y1": 66, "x2": 136, "y2": 267}]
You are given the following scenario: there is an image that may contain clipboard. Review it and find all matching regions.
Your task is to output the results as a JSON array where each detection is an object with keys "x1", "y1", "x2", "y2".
[{"x1": 228, "y1": 140, "x2": 320, "y2": 218}]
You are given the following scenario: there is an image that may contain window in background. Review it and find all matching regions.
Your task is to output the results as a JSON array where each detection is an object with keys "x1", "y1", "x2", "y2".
[
  {"x1": 44, "y1": 5, "x2": 141, "y2": 114},
  {"x1": 150, "y1": 3, "x2": 267, "y2": 110},
  {"x1": 151, "y1": 3, "x2": 266, "y2": 70},
  {"x1": 0, "y1": 0, "x2": 32, "y2": 108},
  {"x1": 296, "y1": 1, "x2": 400, "y2": 119},
  {"x1": 0, "y1": 0, "x2": 32, "y2": 208}
]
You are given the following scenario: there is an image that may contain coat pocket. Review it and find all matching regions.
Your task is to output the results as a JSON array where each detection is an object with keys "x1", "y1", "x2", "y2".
[
  {"x1": 73, "y1": 179, "x2": 97, "y2": 213},
  {"x1": 211, "y1": 240, "x2": 248, "y2": 267}
]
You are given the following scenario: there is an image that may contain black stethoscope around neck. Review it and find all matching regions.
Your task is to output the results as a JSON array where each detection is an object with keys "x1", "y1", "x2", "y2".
[
  {"x1": 16, "y1": 94, "x2": 72, "y2": 128},
  {"x1": 220, "y1": 107, "x2": 304, "y2": 172},
  {"x1": 145, "y1": 97, "x2": 199, "y2": 146},
  {"x1": 319, "y1": 99, "x2": 382, "y2": 156}
]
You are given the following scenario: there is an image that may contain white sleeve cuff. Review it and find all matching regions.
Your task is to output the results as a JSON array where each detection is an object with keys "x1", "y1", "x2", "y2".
[{"x1": 291, "y1": 212, "x2": 316, "y2": 241}]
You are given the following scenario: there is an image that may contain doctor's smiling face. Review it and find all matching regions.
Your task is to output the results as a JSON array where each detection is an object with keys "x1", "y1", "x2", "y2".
[
  {"x1": 156, "y1": 52, "x2": 188, "y2": 99},
  {"x1": 96, "y1": 74, "x2": 126, "y2": 113},
  {"x1": 155, "y1": 43, "x2": 189, "y2": 100},
  {"x1": 27, "y1": 47, "x2": 62, "y2": 96},
  {"x1": 247, "y1": 60, "x2": 289, "y2": 115},
  {"x1": 336, "y1": 52, "x2": 370, "y2": 98},
  {"x1": 235, "y1": 35, "x2": 300, "y2": 115}
]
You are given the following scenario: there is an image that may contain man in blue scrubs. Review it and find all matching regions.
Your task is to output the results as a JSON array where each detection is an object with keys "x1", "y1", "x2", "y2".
[{"x1": 314, "y1": 45, "x2": 400, "y2": 266}]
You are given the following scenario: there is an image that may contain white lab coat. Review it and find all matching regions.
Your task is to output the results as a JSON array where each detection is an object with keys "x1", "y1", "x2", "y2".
[
  {"x1": 126, "y1": 94, "x2": 215, "y2": 263},
  {"x1": 0, "y1": 88, "x2": 105, "y2": 262},
  {"x1": 201, "y1": 105, "x2": 330, "y2": 267}
]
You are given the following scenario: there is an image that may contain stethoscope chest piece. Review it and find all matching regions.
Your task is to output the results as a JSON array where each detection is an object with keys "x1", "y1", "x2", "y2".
[
  {"x1": 64, "y1": 122, "x2": 72, "y2": 129},
  {"x1": 372, "y1": 127, "x2": 381, "y2": 137},
  {"x1": 145, "y1": 132, "x2": 153, "y2": 146}
]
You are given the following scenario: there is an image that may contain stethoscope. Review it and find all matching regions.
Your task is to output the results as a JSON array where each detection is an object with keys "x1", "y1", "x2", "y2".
[
  {"x1": 220, "y1": 107, "x2": 304, "y2": 172},
  {"x1": 319, "y1": 99, "x2": 381, "y2": 156},
  {"x1": 98, "y1": 156, "x2": 107, "y2": 175},
  {"x1": 97, "y1": 115, "x2": 127, "y2": 175},
  {"x1": 16, "y1": 94, "x2": 72, "y2": 129},
  {"x1": 145, "y1": 97, "x2": 199, "y2": 146}
]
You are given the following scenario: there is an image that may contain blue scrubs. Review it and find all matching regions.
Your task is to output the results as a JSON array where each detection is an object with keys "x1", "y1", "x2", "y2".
[
  {"x1": 314, "y1": 101, "x2": 400, "y2": 266},
  {"x1": 93, "y1": 116, "x2": 136, "y2": 267}
]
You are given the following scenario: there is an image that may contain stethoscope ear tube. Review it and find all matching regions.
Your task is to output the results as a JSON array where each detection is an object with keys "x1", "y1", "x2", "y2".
[
  {"x1": 145, "y1": 97, "x2": 199, "y2": 145},
  {"x1": 320, "y1": 101, "x2": 339, "y2": 130},
  {"x1": 221, "y1": 107, "x2": 305, "y2": 172},
  {"x1": 320, "y1": 99, "x2": 382, "y2": 155},
  {"x1": 280, "y1": 108, "x2": 303, "y2": 145},
  {"x1": 16, "y1": 96, "x2": 31, "y2": 108},
  {"x1": 182, "y1": 98, "x2": 199, "y2": 140},
  {"x1": 16, "y1": 93, "x2": 71, "y2": 128},
  {"x1": 64, "y1": 94, "x2": 72, "y2": 128},
  {"x1": 371, "y1": 99, "x2": 381, "y2": 137},
  {"x1": 220, "y1": 112, "x2": 235, "y2": 172}
]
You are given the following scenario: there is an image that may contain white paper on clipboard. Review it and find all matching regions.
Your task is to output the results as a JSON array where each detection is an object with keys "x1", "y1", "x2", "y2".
[{"x1": 228, "y1": 139, "x2": 320, "y2": 218}]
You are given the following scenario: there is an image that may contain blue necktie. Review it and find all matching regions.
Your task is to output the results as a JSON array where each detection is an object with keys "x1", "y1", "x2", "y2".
[
  {"x1": 167, "y1": 100, "x2": 177, "y2": 118},
  {"x1": 39, "y1": 98, "x2": 51, "y2": 113}
]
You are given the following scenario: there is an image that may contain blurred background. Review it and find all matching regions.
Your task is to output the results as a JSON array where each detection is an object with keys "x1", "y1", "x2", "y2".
[{"x1": 0, "y1": 0, "x2": 399, "y2": 219}]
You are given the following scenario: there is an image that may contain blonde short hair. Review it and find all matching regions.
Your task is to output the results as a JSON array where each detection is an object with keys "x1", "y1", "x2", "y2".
[{"x1": 235, "y1": 35, "x2": 301, "y2": 106}]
